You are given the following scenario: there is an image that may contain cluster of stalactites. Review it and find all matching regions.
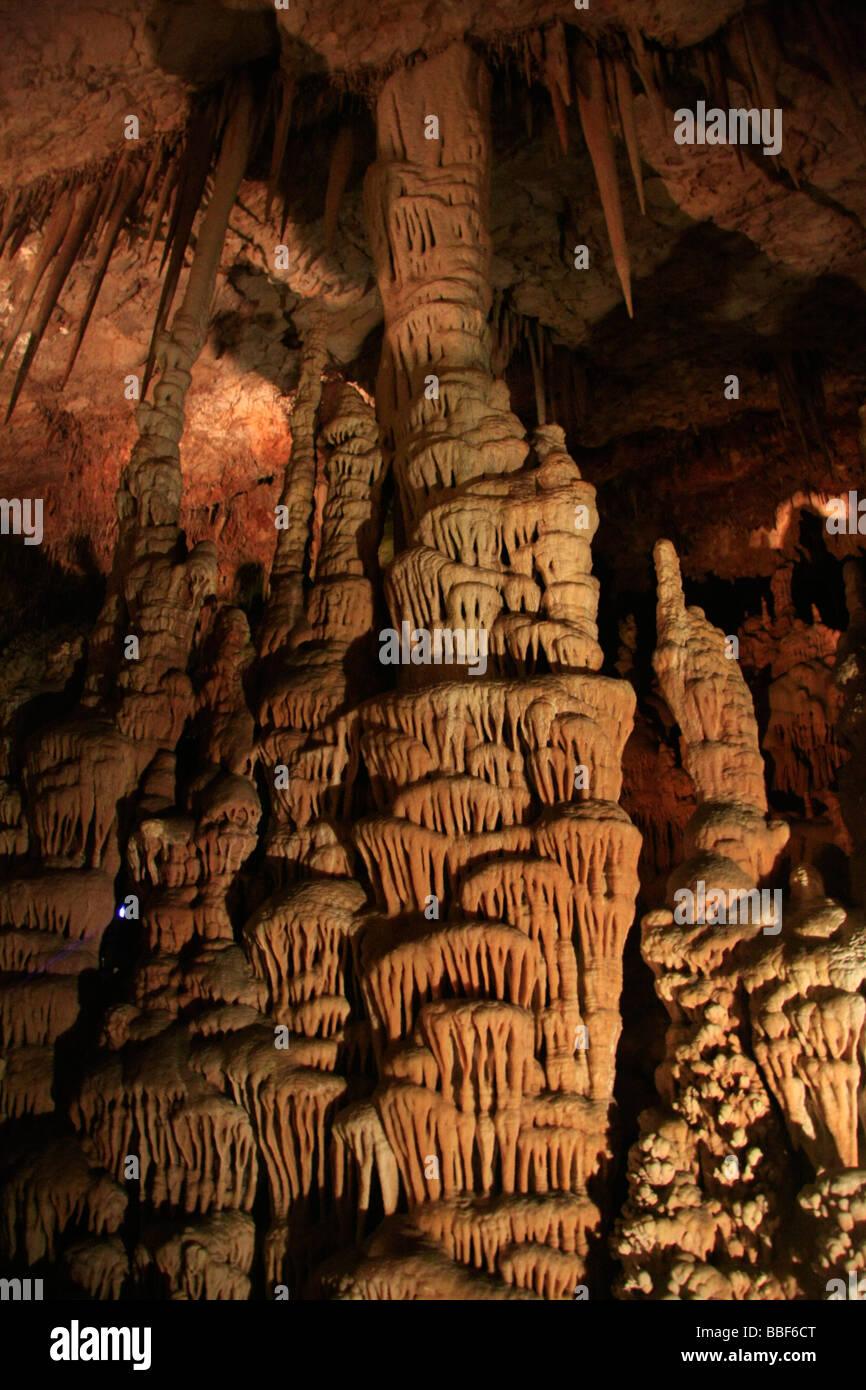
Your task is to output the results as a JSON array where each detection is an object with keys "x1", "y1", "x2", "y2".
[{"x1": 534, "y1": 6, "x2": 858, "y2": 323}]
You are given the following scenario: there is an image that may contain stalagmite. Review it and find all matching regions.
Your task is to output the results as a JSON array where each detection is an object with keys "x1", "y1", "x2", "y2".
[
  {"x1": 87, "y1": 80, "x2": 256, "y2": 723},
  {"x1": 65, "y1": 1238, "x2": 129, "y2": 1300},
  {"x1": 332, "y1": 1101, "x2": 401, "y2": 1242},
  {"x1": 836, "y1": 562, "x2": 866, "y2": 904},
  {"x1": 1, "y1": 1137, "x2": 126, "y2": 1267},
  {"x1": 229, "y1": 381, "x2": 388, "y2": 1289},
  {"x1": 145, "y1": 1212, "x2": 256, "y2": 1300},
  {"x1": 616, "y1": 539, "x2": 866, "y2": 1300},
  {"x1": 0, "y1": 77, "x2": 265, "y2": 1307},
  {"x1": 259, "y1": 331, "x2": 329, "y2": 654},
  {"x1": 738, "y1": 567, "x2": 847, "y2": 865},
  {"x1": 653, "y1": 540, "x2": 786, "y2": 851}
]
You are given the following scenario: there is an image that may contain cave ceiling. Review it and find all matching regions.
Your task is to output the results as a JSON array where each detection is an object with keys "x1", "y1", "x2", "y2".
[{"x1": 1, "y1": 0, "x2": 864, "y2": 603}]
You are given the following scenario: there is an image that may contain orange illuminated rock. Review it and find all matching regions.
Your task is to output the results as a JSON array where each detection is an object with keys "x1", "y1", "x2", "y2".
[
  {"x1": 617, "y1": 541, "x2": 866, "y2": 1300},
  {"x1": 321, "y1": 39, "x2": 642, "y2": 1298},
  {"x1": 1, "y1": 4, "x2": 863, "y2": 1309}
]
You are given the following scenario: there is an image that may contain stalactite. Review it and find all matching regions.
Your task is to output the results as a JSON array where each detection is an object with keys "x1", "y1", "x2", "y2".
[
  {"x1": 739, "y1": 13, "x2": 799, "y2": 188},
  {"x1": 61, "y1": 165, "x2": 146, "y2": 387},
  {"x1": 0, "y1": 196, "x2": 70, "y2": 370},
  {"x1": 625, "y1": 27, "x2": 666, "y2": 138},
  {"x1": 704, "y1": 44, "x2": 743, "y2": 172},
  {"x1": 142, "y1": 97, "x2": 224, "y2": 393},
  {"x1": 4, "y1": 183, "x2": 102, "y2": 420},
  {"x1": 574, "y1": 43, "x2": 633, "y2": 318},
  {"x1": 805, "y1": 4, "x2": 866, "y2": 156},
  {"x1": 145, "y1": 150, "x2": 180, "y2": 262},
  {"x1": 543, "y1": 22, "x2": 571, "y2": 155},
  {"x1": 613, "y1": 56, "x2": 645, "y2": 215},
  {"x1": 168, "y1": 109, "x2": 244, "y2": 342},
  {"x1": 0, "y1": 189, "x2": 21, "y2": 256},
  {"x1": 324, "y1": 125, "x2": 355, "y2": 252},
  {"x1": 527, "y1": 328, "x2": 546, "y2": 426},
  {"x1": 267, "y1": 58, "x2": 296, "y2": 223}
]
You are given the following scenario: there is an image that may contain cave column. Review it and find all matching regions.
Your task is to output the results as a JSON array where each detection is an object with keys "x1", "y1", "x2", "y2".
[
  {"x1": 363, "y1": 43, "x2": 527, "y2": 532},
  {"x1": 341, "y1": 41, "x2": 641, "y2": 1299},
  {"x1": 365, "y1": 42, "x2": 493, "y2": 397}
]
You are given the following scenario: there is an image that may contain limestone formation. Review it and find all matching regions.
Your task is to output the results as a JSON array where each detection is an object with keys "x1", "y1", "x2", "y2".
[
  {"x1": 615, "y1": 541, "x2": 866, "y2": 1300},
  {"x1": 0, "y1": 0, "x2": 864, "y2": 1309},
  {"x1": 331, "y1": 41, "x2": 641, "y2": 1299}
]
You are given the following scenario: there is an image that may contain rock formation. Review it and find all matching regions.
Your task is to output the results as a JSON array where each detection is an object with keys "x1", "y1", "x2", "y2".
[
  {"x1": 615, "y1": 541, "x2": 866, "y2": 1300},
  {"x1": 0, "y1": 0, "x2": 864, "y2": 1305}
]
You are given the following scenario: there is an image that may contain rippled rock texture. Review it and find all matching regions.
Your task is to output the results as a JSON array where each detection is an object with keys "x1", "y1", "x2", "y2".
[{"x1": 0, "y1": 0, "x2": 865, "y2": 1301}]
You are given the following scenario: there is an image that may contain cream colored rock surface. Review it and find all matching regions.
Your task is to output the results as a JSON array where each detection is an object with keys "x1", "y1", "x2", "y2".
[{"x1": 616, "y1": 542, "x2": 866, "y2": 1300}]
